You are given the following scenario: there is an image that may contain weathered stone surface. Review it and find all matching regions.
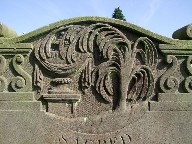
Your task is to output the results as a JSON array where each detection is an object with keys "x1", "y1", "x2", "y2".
[
  {"x1": 0, "y1": 23, "x2": 17, "y2": 38},
  {"x1": 0, "y1": 16, "x2": 192, "y2": 143},
  {"x1": 172, "y1": 24, "x2": 192, "y2": 40}
]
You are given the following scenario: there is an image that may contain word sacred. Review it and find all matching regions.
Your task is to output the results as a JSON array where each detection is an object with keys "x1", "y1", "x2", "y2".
[{"x1": 59, "y1": 133, "x2": 131, "y2": 144}]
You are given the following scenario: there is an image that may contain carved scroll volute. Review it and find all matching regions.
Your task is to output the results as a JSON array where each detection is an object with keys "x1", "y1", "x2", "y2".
[
  {"x1": 11, "y1": 54, "x2": 32, "y2": 92},
  {"x1": 184, "y1": 56, "x2": 192, "y2": 92},
  {"x1": 0, "y1": 55, "x2": 7, "y2": 92},
  {"x1": 160, "y1": 55, "x2": 179, "y2": 93}
]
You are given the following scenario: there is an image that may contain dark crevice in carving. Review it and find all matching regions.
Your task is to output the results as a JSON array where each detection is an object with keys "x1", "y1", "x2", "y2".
[{"x1": 111, "y1": 72, "x2": 120, "y2": 110}]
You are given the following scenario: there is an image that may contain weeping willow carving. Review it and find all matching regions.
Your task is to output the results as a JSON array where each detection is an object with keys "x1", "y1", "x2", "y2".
[{"x1": 34, "y1": 23, "x2": 158, "y2": 111}]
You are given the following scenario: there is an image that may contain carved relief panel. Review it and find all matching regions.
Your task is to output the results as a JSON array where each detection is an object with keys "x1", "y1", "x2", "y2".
[
  {"x1": 34, "y1": 23, "x2": 158, "y2": 117},
  {"x1": 0, "y1": 46, "x2": 32, "y2": 93}
]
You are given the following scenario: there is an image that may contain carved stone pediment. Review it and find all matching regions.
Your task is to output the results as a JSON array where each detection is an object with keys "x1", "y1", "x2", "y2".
[{"x1": 1, "y1": 17, "x2": 192, "y2": 143}]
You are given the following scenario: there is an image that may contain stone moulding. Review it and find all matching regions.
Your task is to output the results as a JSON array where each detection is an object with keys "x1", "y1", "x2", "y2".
[
  {"x1": 0, "y1": 16, "x2": 190, "y2": 44},
  {"x1": 1, "y1": 17, "x2": 192, "y2": 144},
  {"x1": 0, "y1": 22, "x2": 17, "y2": 38}
]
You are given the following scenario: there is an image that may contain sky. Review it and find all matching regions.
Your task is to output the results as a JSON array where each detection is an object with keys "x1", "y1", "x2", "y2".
[{"x1": 0, "y1": 0, "x2": 192, "y2": 38}]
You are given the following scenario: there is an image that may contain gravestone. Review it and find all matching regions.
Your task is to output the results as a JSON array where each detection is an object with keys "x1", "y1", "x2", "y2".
[{"x1": 0, "y1": 17, "x2": 192, "y2": 143}]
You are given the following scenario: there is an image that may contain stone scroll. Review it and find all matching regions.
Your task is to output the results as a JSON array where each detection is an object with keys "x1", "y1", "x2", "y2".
[{"x1": 0, "y1": 17, "x2": 192, "y2": 144}]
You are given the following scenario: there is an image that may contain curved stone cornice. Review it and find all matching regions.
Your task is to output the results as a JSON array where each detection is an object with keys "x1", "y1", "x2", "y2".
[{"x1": 1, "y1": 16, "x2": 191, "y2": 45}]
